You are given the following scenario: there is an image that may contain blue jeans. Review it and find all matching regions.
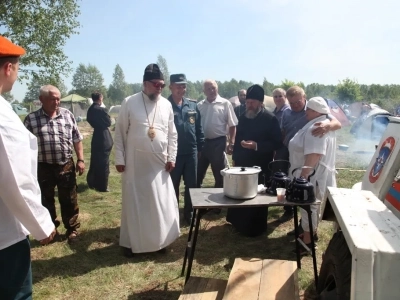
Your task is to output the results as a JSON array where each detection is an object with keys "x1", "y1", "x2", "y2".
[{"x1": 0, "y1": 237, "x2": 32, "y2": 300}]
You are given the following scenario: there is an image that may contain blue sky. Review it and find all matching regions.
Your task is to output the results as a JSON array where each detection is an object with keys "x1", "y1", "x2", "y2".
[{"x1": 12, "y1": 0, "x2": 400, "y2": 100}]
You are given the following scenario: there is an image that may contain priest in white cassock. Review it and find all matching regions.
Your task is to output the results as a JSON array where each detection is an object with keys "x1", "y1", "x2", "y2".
[{"x1": 114, "y1": 63, "x2": 180, "y2": 257}]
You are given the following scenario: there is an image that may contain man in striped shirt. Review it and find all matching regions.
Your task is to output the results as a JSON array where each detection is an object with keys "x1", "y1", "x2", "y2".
[{"x1": 24, "y1": 85, "x2": 85, "y2": 243}]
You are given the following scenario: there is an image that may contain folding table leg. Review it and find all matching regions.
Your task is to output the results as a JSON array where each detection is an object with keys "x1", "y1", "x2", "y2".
[
  {"x1": 293, "y1": 205, "x2": 301, "y2": 269},
  {"x1": 307, "y1": 207, "x2": 319, "y2": 288},
  {"x1": 181, "y1": 208, "x2": 197, "y2": 277},
  {"x1": 184, "y1": 208, "x2": 203, "y2": 283}
]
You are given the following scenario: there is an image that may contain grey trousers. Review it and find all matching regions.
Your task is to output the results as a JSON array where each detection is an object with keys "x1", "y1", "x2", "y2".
[{"x1": 197, "y1": 136, "x2": 226, "y2": 188}]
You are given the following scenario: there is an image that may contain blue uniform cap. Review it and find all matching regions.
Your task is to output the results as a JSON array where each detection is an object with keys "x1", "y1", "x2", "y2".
[{"x1": 170, "y1": 74, "x2": 187, "y2": 84}]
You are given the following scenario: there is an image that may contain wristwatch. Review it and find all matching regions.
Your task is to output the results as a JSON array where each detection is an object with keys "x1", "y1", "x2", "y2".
[{"x1": 77, "y1": 159, "x2": 85, "y2": 163}]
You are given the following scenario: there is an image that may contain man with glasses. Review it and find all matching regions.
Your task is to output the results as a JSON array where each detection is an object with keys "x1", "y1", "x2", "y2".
[
  {"x1": 276, "y1": 86, "x2": 341, "y2": 224},
  {"x1": 168, "y1": 74, "x2": 204, "y2": 225},
  {"x1": 272, "y1": 88, "x2": 290, "y2": 127},
  {"x1": 114, "y1": 63, "x2": 180, "y2": 257}
]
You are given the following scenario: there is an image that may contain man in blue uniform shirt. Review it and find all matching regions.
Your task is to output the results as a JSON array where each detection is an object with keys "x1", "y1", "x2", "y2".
[{"x1": 168, "y1": 74, "x2": 204, "y2": 224}]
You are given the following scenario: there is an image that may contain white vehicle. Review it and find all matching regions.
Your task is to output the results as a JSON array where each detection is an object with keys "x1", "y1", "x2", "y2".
[{"x1": 318, "y1": 117, "x2": 400, "y2": 300}]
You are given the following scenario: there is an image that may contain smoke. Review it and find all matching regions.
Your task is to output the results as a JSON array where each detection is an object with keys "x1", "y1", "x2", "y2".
[{"x1": 346, "y1": 139, "x2": 377, "y2": 167}]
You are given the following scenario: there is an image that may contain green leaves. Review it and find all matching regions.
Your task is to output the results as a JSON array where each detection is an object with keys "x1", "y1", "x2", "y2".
[
  {"x1": 108, "y1": 64, "x2": 129, "y2": 105},
  {"x1": 0, "y1": 0, "x2": 80, "y2": 81},
  {"x1": 71, "y1": 63, "x2": 107, "y2": 98},
  {"x1": 336, "y1": 78, "x2": 363, "y2": 103}
]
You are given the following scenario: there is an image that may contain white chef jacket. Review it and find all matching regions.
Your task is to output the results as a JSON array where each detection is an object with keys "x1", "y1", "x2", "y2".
[
  {"x1": 197, "y1": 95, "x2": 238, "y2": 139},
  {"x1": 0, "y1": 96, "x2": 54, "y2": 250},
  {"x1": 288, "y1": 115, "x2": 337, "y2": 231}
]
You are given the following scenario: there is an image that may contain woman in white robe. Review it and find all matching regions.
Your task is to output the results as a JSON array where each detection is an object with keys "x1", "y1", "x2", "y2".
[
  {"x1": 114, "y1": 90, "x2": 180, "y2": 254},
  {"x1": 289, "y1": 97, "x2": 337, "y2": 250}
]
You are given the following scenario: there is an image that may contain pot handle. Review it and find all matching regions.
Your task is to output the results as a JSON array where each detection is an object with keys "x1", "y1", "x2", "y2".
[
  {"x1": 220, "y1": 168, "x2": 228, "y2": 176},
  {"x1": 253, "y1": 166, "x2": 261, "y2": 169}
]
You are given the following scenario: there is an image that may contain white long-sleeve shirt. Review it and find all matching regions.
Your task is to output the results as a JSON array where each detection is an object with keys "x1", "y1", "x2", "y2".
[{"x1": 0, "y1": 96, "x2": 54, "y2": 250}]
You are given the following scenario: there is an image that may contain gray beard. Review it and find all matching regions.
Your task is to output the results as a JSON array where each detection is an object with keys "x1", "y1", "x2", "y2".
[
  {"x1": 245, "y1": 107, "x2": 261, "y2": 119},
  {"x1": 148, "y1": 94, "x2": 157, "y2": 101}
]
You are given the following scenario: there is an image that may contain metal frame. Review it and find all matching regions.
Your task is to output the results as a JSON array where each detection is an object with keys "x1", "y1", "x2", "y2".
[{"x1": 181, "y1": 195, "x2": 318, "y2": 287}]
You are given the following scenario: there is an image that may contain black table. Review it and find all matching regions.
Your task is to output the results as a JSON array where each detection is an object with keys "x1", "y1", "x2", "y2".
[{"x1": 181, "y1": 188, "x2": 320, "y2": 287}]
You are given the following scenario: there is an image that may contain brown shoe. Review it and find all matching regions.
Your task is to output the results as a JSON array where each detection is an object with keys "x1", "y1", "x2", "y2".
[{"x1": 66, "y1": 230, "x2": 79, "y2": 244}]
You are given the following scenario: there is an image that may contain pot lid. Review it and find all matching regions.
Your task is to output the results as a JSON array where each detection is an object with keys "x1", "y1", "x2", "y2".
[{"x1": 223, "y1": 166, "x2": 261, "y2": 175}]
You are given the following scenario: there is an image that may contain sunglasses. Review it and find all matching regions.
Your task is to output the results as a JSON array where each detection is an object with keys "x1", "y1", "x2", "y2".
[{"x1": 149, "y1": 81, "x2": 166, "y2": 89}]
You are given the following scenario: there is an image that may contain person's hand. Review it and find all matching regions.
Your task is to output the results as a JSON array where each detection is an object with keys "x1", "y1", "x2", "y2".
[
  {"x1": 40, "y1": 228, "x2": 57, "y2": 245},
  {"x1": 240, "y1": 140, "x2": 257, "y2": 150},
  {"x1": 312, "y1": 122, "x2": 331, "y2": 137},
  {"x1": 226, "y1": 144, "x2": 233, "y2": 155},
  {"x1": 116, "y1": 165, "x2": 125, "y2": 173},
  {"x1": 165, "y1": 161, "x2": 175, "y2": 172},
  {"x1": 76, "y1": 161, "x2": 85, "y2": 175}
]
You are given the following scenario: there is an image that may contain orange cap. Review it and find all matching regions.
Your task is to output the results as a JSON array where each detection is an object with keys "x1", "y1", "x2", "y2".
[{"x1": 0, "y1": 36, "x2": 26, "y2": 57}]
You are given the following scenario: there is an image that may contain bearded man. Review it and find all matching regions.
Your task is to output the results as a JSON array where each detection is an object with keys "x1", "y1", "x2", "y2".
[
  {"x1": 114, "y1": 63, "x2": 180, "y2": 257},
  {"x1": 226, "y1": 84, "x2": 282, "y2": 237}
]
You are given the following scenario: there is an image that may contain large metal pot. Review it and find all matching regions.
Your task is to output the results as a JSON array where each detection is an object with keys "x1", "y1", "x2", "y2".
[{"x1": 220, "y1": 166, "x2": 261, "y2": 199}]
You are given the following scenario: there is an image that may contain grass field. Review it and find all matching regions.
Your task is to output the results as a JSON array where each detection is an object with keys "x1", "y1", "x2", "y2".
[{"x1": 30, "y1": 123, "x2": 374, "y2": 300}]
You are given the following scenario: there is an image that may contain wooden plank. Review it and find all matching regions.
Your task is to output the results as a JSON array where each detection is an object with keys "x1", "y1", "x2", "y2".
[
  {"x1": 179, "y1": 277, "x2": 209, "y2": 300},
  {"x1": 201, "y1": 278, "x2": 227, "y2": 300},
  {"x1": 223, "y1": 258, "x2": 263, "y2": 300},
  {"x1": 259, "y1": 259, "x2": 299, "y2": 300}
]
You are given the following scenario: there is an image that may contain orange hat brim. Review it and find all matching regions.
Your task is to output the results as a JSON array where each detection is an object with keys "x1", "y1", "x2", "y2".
[{"x1": 0, "y1": 36, "x2": 26, "y2": 57}]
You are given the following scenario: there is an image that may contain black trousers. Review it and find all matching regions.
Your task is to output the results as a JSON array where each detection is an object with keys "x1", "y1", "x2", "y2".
[
  {"x1": 87, "y1": 147, "x2": 112, "y2": 192},
  {"x1": 274, "y1": 146, "x2": 292, "y2": 213},
  {"x1": 197, "y1": 136, "x2": 226, "y2": 188},
  {"x1": 38, "y1": 158, "x2": 80, "y2": 231},
  {"x1": 0, "y1": 238, "x2": 32, "y2": 300}
]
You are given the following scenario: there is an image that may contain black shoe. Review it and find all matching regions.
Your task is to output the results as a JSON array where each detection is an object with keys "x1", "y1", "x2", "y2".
[
  {"x1": 157, "y1": 248, "x2": 167, "y2": 254},
  {"x1": 278, "y1": 211, "x2": 293, "y2": 223},
  {"x1": 122, "y1": 247, "x2": 134, "y2": 258}
]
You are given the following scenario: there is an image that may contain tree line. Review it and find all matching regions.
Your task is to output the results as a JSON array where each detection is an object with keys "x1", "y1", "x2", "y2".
[
  {"x1": 19, "y1": 58, "x2": 400, "y2": 113},
  {"x1": 2, "y1": 1, "x2": 400, "y2": 112}
]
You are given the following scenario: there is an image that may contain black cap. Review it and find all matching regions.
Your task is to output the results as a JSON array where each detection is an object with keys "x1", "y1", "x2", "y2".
[
  {"x1": 246, "y1": 84, "x2": 264, "y2": 102},
  {"x1": 170, "y1": 73, "x2": 187, "y2": 84},
  {"x1": 143, "y1": 63, "x2": 164, "y2": 81}
]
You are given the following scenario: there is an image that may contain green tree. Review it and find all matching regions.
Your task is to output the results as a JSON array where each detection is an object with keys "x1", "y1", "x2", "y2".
[
  {"x1": 335, "y1": 78, "x2": 362, "y2": 103},
  {"x1": 156, "y1": 55, "x2": 170, "y2": 97},
  {"x1": 108, "y1": 64, "x2": 128, "y2": 105},
  {"x1": 279, "y1": 79, "x2": 305, "y2": 91},
  {"x1": 1, "y1": 91, "x2": 15, "y2": 102},
  {"x1": 71, "y1": 63, "x2": 107, "y2": 98},
  {"x1": 24, "y1": 76, "x2": 67, "y2": 102},
  {"x1": 306, "y1": 83, "x2": 336, "y2": 99},
  {"x1": 127, "y1": 83, "x2": 142, "y2": 96},
  {"x1": 0, "y1": 0, "x2": 80, "y2": 81},
  {"x1": 262, "y1": 78, "x2": 276, "y2": 95}
]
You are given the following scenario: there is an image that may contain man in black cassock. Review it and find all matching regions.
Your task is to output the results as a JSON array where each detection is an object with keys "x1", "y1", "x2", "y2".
[
  {"x1": 86, "y1": 92, "x2": 113, "y2": 192},
  {"x1": 226, "y1": 84, "x2": 282, "y2": 236}
]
